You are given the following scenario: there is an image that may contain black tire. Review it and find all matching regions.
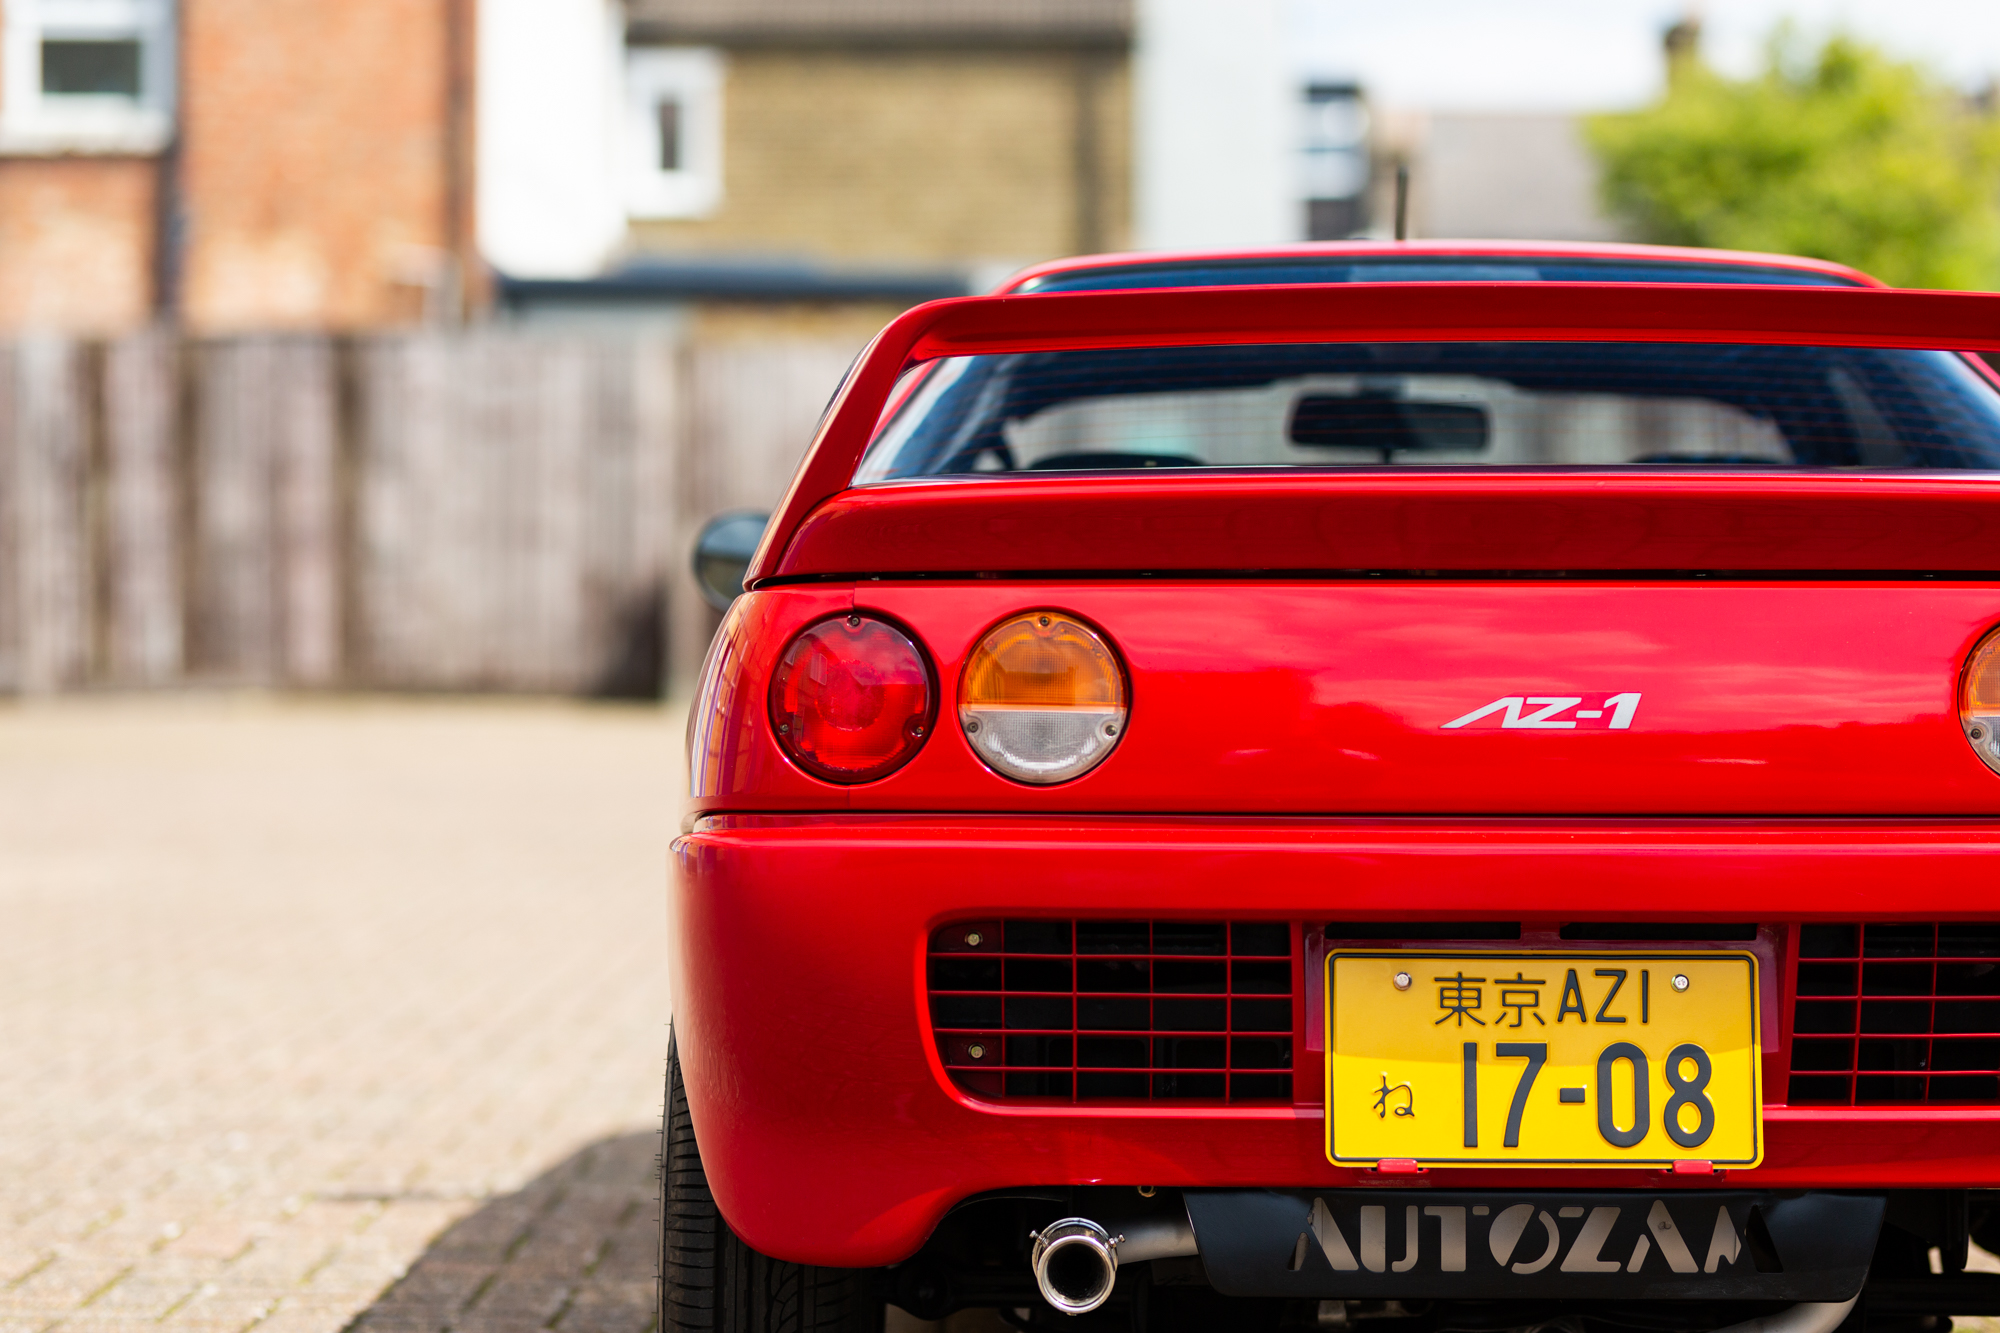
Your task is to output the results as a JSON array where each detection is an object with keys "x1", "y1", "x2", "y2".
[{"x1": 659, "y1": 1029, "x2": 883, "y2": 1333}]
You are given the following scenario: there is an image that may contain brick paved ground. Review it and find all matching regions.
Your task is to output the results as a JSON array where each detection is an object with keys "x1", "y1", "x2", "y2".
[
  {"x1": 6, "y1": 697, "x2": 1994, "y2": 1333},
  {"x1": 0, "y1": 698, "x2": 680, "y2": 1333}
]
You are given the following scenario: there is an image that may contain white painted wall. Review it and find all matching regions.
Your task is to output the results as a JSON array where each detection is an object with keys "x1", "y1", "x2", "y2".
[
  {"x1": 1418, "y1": 114, "x2": 1619, "y2": 242},
  {"x1": 477, "y1": 0, "x2": 626, "y2": 278},
  {"x1": 1134, "y1": 0, "x2": 1295, "y2": 250}
]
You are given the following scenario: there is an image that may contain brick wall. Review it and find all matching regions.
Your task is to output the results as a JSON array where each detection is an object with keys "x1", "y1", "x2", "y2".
[
  {"x1": 628, "y1": 47, "x2": 1132, "y2": 267},
  {"x1": 178, "y1": 0, "x2": 469, "y2": 331},
  {"x1": 0, "y1": 159, "x2": 157, "y2": 332}
]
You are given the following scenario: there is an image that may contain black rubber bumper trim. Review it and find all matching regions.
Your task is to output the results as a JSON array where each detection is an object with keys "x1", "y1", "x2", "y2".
[{"x1": 1184, "y1": 1189, "x2": 1884, "y2": 1302}]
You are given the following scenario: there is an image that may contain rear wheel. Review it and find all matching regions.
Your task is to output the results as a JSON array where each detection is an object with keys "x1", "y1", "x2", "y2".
[{"x1": 659, "y1": 1029, "x2": 883, "y2": 1333}]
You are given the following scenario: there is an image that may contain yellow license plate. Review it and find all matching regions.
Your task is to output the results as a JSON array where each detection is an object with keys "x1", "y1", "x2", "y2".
[{"x1": 1326, "y1": 952, "x2": 1762, "y2": 1169}]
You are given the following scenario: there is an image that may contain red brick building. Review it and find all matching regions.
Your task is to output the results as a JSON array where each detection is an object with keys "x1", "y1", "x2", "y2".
[
  {"x1": 0, "y1": 0, "x2": 475, "y2": 332},
  {"x1": 0, "y1": 0, "x2": 1142, "y2": 334}
]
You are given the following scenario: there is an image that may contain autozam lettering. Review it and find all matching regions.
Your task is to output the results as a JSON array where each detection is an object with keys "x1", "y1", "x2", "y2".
[
  {"x1": 1442, "y1": 693, "x2": 1642, "y2": 731},
  {"x1": 1291, "y1": 1197, "x2": 1740, "y2": 1278}
]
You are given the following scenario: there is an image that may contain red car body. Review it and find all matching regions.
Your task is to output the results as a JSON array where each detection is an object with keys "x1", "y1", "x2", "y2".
[{"x1": 671, "y1": 241, "x2": 2000, "y2": 1322}]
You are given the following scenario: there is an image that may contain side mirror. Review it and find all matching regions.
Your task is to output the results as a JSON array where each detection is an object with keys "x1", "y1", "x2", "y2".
[{"x1": 692, "y1": 511, "x2": 770, "y2": 611}]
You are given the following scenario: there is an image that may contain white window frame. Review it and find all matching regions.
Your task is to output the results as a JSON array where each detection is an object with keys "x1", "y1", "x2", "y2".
[
  {"x1": 2, "y1": 0, "x2": 175, "y2": 153},
  {"x1": 1298, "y1": 85, "x2": 1370, "y2": 202},
  {"x1": 623, "y1": 46, "x2": 721, "y2": 220}
]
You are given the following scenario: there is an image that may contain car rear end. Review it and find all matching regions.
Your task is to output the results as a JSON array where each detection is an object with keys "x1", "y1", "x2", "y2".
[{"x1": 670, "y1": 247, "x2": 2000, "y2": 1332}]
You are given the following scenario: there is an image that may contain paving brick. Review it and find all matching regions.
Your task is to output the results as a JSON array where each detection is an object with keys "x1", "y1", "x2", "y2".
[{"x1": 0, "y1": 699, "x2": 677, "y2": 1333}]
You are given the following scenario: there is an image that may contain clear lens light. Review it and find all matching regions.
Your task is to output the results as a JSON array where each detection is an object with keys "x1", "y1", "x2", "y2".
[
  {"x1": 1964, "y1": 627, "x2": 2000, "y2": 773},
  {"x1": 959, "y1": 612, "x2": 1128, "y2": 784}
]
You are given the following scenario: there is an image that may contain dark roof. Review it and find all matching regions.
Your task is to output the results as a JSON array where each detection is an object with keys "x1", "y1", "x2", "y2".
[
  {"x1": 624, "y1": 0, "x2": 1132, "y2": 47},
  {"x1": 496, "y1": 258, "x2": 971, "y2": 311}
]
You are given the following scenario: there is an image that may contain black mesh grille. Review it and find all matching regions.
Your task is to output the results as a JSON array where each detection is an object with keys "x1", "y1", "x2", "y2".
[
  {"x1": 928, "y1": 920, "x2": 1296, "y2": 1103},
  {"x1": 1788, "y1": 923, "x2": 2000, "y2": 1105}
]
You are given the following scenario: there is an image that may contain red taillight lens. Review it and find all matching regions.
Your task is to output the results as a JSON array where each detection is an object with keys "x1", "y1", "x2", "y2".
[{"x1": 769, "y1": 614, "x2": 935, "y2": 783}]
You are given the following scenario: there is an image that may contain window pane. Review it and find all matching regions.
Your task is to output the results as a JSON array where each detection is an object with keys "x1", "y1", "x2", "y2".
[
  {"x1": 657, "y1": 99, "x2": 681, "y2": 172},
  {"x1": 856, "y1": 341, "x2": 2000, "y2": 480},
  {"x1": 42, "y1": 39, "x2": 141, "y2": 97}
]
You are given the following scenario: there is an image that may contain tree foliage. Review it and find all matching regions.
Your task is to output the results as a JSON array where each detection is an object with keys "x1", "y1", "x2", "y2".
[{"x1": 1587, "y1": 32, "x2": 2000, "y2": 289}]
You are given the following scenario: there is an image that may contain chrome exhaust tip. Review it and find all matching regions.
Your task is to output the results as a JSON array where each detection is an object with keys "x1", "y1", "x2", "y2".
[{"x1": 1030, "y1": 1218, "x2": 1121, "y2": 1315}]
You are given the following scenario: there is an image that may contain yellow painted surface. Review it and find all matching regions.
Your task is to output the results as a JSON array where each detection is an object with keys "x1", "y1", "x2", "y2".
[{"x1": 1328, "y1": 952, "x2": 1762, "y2": 1168}]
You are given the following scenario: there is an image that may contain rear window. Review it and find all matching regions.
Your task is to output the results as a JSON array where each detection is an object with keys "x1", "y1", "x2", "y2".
[{"x1": 854, "y1": 341, "x2": 2000, "y2": 480}]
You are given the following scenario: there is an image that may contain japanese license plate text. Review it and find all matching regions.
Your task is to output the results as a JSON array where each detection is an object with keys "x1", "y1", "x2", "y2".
[{"x1": 1326, "y1": 952, "x2": 1762, "y2": 1168}]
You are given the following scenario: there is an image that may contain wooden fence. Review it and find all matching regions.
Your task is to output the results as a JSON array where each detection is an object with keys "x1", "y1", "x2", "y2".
[{"x1": 0, "y1": 330, "x2": 857, "y2": 696}]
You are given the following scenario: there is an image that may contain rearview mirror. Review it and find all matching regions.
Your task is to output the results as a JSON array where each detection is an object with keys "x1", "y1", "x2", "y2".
[
  {"x1": 692, "y1": 511, "x2": 770, "y2": 611},
  {"x1": 1289, "y1": 393, "x2": 1489, "y2": 461}
]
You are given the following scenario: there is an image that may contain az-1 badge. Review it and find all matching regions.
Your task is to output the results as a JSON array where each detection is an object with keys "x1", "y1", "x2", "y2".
[{"x1": 1443, "y1": 693, "x2": 1642, "y2": 730}]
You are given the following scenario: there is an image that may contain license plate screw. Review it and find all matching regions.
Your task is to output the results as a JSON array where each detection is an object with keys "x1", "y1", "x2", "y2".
[
  {"x1": 967, "y1": 1044, "x2": 986, "y2": 1060},
  {"x1": 1672, "y1": 973, "x2": 1690, "y2": 992},
  {"x1": 1393, "y1": 971, "x2": 1412, "y2": 991}
]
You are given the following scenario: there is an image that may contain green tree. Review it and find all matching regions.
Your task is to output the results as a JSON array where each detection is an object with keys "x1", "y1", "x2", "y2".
[{"x1": 1587, "y1": 31, "x2": 2000, "y2": 289}]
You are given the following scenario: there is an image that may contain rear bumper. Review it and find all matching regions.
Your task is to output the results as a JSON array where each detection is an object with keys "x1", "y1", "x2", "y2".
[{"x1": 669, "y1": 816, "x2": 2000, "y2": 1267}]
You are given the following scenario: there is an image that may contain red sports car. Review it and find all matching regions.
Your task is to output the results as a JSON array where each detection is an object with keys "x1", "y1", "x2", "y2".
[{"x1": 664, "y1": 241, "x2": 2000, "y2": 1333}]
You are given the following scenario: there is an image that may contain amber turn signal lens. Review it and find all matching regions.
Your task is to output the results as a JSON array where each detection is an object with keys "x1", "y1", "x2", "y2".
[
  {"x1": 1964, "y1": 626, "x2": 2000, "y2": 773},
  {"x1": 959, "y1": 612, "x2": 1127, "y2": 784},
  {"x1": 769, "y1": 615, "x2": 935, "y2": 783}
]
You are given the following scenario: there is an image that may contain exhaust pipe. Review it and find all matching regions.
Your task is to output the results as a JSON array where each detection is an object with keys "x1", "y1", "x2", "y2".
[
  {"x1": 1031, "y1": 1219, "x2": 1118, "y2": 1315},
  {"x1": 1030, "y1": 1211, "x2": 1199, "y2": 1315}
]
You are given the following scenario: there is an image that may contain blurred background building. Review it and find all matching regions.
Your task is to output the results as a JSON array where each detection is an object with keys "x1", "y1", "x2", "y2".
[
  {"x1": 0, "y1": 0, "x2": 1675, "y2": 341},
  {"x1": 7, "y1": 0, "x2": 2000, "y2": 339},
  {"x1": 0, "y1": 0, "x2": 479, "y2": 331},
  {"x1": 0, "y1": 0, "x2": 1990, "y2": 701},
  {"x1": 0, "y1": 0, "x2": 1362, "y2": 339},
  {"x1": 498, "y1": 0, "x2": 1132, "y2": 334}
]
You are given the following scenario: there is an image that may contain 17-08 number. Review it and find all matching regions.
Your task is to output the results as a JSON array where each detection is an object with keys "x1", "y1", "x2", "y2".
[{"x1": 1461, "y1": 1041, "x2": 1714, "y2": 1150}]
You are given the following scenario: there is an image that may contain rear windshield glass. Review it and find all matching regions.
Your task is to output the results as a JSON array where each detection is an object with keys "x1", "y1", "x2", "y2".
[{"x1": 854, "y1": 342, "x2": 2000, "y2": 479}]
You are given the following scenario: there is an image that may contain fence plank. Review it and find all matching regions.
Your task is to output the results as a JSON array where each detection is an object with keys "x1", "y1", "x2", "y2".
[
  {"x1": 190, "y1": 337, "x2": 340, "y2": 685},
  {"x1": 687, "y1": 340, "x2": 853, "y2": 518},
  {"x1": 604, "y1": 334, "x2": 679, "y2": 697},
  {"x1": 274, "y1": 339, "x2": 339, "y2": 685},
  {"x1": 359, "y1": 333, "x2": 597, "y2": 691},
  {"x1": 0, "y1": 344, "x2": 18, "y2": 691},
  {"x1": 190, "y1": 339, "x2": 274, "y2": 679},
  {"x1": 673, "y1": 340, "x2": 854, "y2": 692},
  {"x1": 515, "y1": 336, "x2": 590, "y2": 690},
  {"x1": 103, "y1": 332, "x2": 182, "y2": 683},
  {"x1": 0, "y1": 327, "x2": 856, "y2": 696},
  {"x1": 354, "y1": 334, "x2": 444, "y2": 686},
  {"x1": 9, "y1": 339, "x2": 91, "y2": 694}
]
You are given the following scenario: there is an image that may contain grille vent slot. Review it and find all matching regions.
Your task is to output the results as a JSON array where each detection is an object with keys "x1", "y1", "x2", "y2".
[
  {"x1": 1788, "y1": 922, "x2": 2000, "y2": 1105},
  {"x1": 928, "y1": 919, "x2": 1295, "y2": 1103}
]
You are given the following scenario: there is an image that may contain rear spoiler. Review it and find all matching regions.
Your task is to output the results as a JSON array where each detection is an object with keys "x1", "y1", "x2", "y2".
[{"x1": 746, "y1": 282, "x2": 2000, "y2": 584}]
